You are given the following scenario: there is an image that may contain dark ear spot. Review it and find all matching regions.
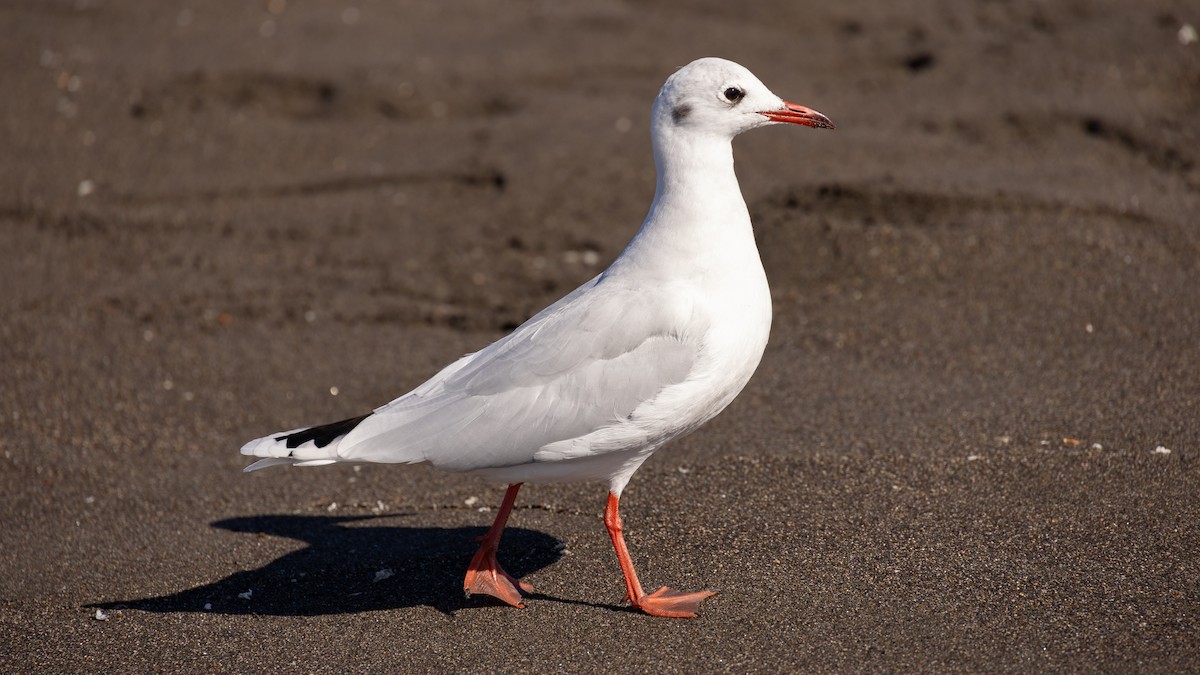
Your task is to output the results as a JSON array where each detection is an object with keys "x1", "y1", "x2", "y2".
[{"x1": 672, "y1": 104, "x2": 692, "y2": 124}]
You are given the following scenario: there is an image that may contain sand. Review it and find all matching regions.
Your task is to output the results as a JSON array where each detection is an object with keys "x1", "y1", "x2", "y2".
[{"x1": 3, "y1": 0, "x2": 1198, "y2": 671}]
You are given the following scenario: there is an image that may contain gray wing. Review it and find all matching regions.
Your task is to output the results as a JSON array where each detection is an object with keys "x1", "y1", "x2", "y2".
[{"x1": 336, "y1": 275, "x2": 699, "y2": 470}]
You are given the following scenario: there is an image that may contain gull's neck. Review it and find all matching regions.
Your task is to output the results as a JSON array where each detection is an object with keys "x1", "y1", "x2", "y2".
[
  {"x1": 651, "y1": 129, "x2": 741, "y2": 213},
  {"x1": 607, "y1": 125, "x2": 755, "y2": 279}
]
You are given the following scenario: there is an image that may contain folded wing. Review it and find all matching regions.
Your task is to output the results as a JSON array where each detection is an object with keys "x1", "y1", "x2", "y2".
[{"x1": 336, "y1": 275, "x2": 699, "y2": 471}]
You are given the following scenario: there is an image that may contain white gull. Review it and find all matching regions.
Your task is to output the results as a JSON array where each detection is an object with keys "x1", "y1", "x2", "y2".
[{"x1": 241, "y1": 56, "x2": 833, "y2": 618}]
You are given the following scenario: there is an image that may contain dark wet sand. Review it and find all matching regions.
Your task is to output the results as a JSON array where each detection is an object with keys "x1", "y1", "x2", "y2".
[{"x1": 3, "y1": 1, "x2": 1199, "y2": 671}]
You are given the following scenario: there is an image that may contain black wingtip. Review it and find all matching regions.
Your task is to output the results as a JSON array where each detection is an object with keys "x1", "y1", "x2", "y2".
[{"x1": 276, "y1": 413, "x2": 372, "y2": 449}]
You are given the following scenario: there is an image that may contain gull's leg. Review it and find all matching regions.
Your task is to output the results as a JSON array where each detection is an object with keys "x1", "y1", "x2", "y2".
[
  {"x1": 463, "y1": 483, "x2": 534, "y2": 607},
  {"x1": 603, "y1": 492, "x2": 715, "y2": 618}
]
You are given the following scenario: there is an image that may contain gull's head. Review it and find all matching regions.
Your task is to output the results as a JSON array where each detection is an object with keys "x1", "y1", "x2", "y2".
[{"x1": 652, "y1": 57, "x2": 834, "y2": 140}]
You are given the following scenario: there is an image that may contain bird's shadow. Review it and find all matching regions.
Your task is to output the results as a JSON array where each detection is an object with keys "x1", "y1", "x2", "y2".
[{"x1": 90, "y1": 514, "x2": 575, "y2": 616}]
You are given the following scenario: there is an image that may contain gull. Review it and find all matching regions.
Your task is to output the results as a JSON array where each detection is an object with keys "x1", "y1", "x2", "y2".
[{"x1": 241, "y1": 57, "x2": 833, "y2": 618}]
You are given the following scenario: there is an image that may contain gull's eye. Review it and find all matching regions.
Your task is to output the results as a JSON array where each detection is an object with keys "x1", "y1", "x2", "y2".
[{"x1": 723, "y1": 87, "x2": 745, "y2": 103}]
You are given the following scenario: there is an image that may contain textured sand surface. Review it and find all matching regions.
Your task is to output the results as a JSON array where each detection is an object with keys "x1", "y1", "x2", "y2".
[{"x1": 3, "y1": 1, "x2": 1198, "y2": 671}]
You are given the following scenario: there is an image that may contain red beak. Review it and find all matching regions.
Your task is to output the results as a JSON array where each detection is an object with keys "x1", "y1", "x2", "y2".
[{"x1": 761, "y1": 101, "x2": 835, "y2": 129}]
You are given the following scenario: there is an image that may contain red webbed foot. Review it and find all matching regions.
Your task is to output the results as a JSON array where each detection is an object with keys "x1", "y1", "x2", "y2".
[
  {"x1": 463, "y1": 545, "x2": 534, "y2": 608},
  {"x1": 630, "y1": 586, "x2": 716, "y2": 618}
]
